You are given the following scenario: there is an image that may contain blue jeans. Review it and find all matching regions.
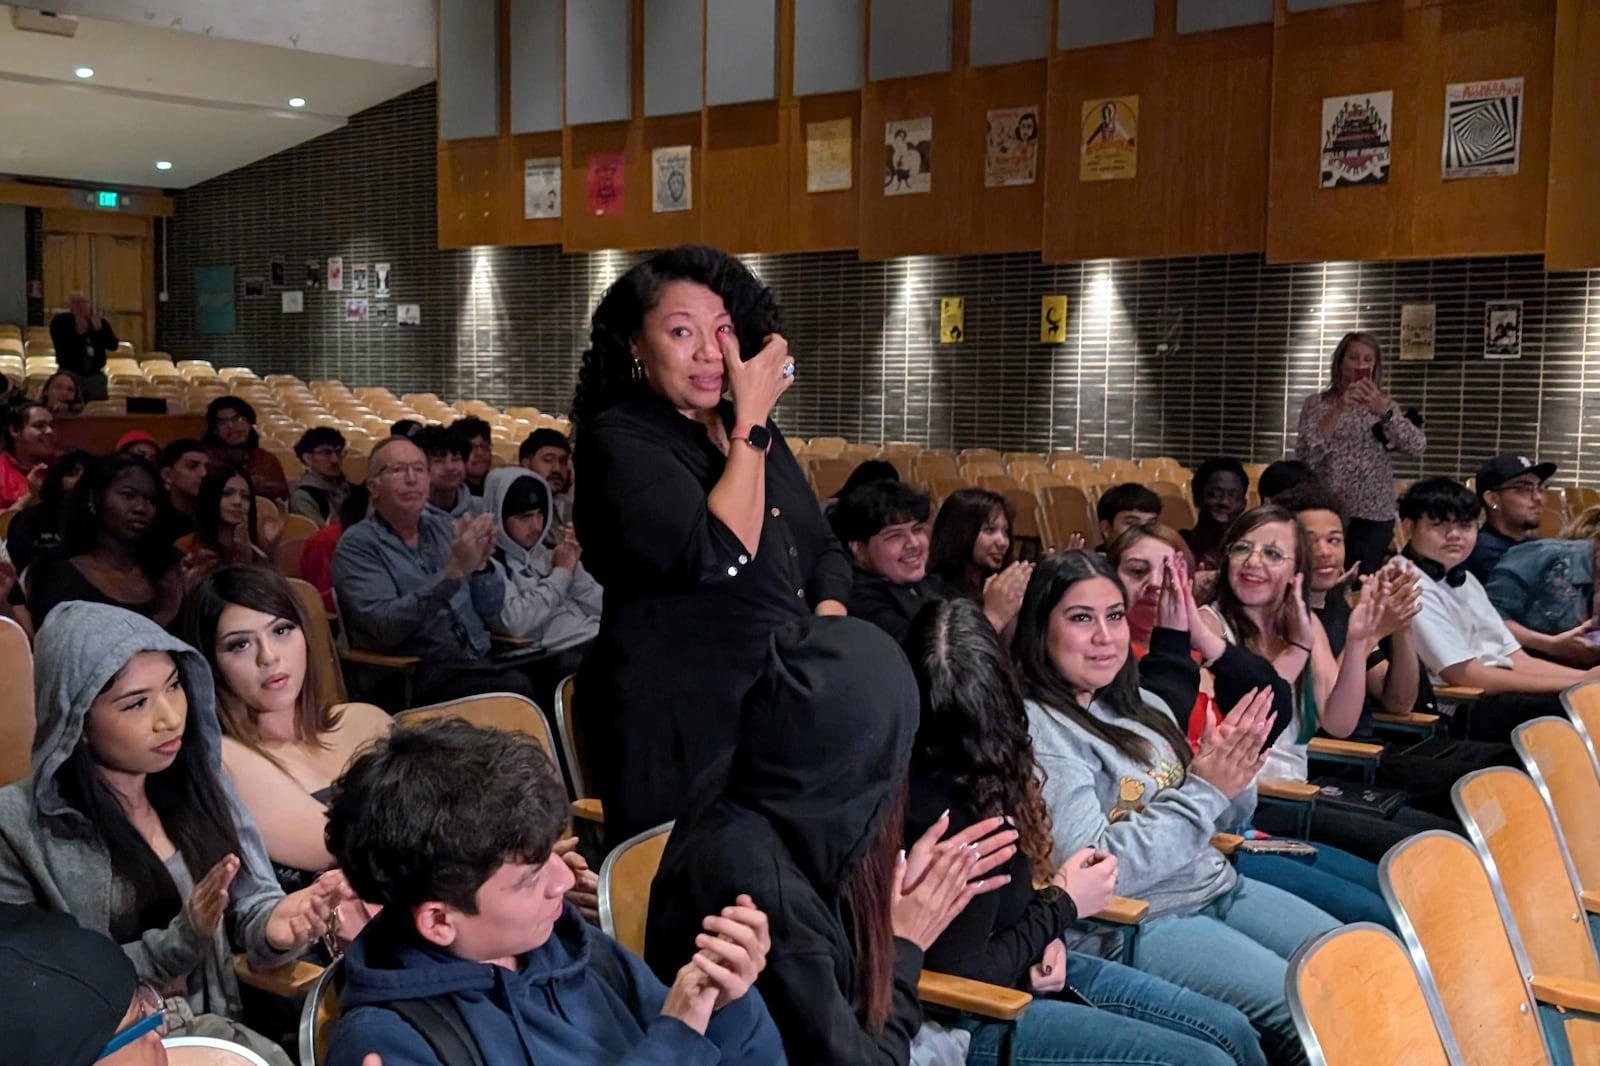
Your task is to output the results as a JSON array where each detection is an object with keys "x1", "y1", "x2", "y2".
[
  {"x1": 963, "y1": 954, "x2": 1266, "y2": 1066},
  {"x1": 1232, "y1": 845, "x2": 1396, "y2": 930},
  {"x1": 1131, "y1": 876, "x2": 1339, "y2": 1066}
]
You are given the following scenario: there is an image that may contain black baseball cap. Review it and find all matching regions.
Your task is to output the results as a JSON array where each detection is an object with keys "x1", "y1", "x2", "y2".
[
  {"x1": 0, "y1": 904, "x2": 137, "y2": 1066},
  {"x1": 1476, "y1": 453, "x2": 1557, "y2": 496}
]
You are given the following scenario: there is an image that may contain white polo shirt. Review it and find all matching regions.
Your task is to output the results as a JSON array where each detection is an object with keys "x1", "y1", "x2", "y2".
[{"x1": 1411, "y1": 568, "x2": 1520, "y2": 683}]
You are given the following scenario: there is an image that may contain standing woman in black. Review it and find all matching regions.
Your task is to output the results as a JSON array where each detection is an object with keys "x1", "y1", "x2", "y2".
[{"x1": 572, "y1": 246, "x2": 852, "y2": 841}]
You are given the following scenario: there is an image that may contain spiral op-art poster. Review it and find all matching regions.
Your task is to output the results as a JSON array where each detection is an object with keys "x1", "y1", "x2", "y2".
[
  {"x1": 1320, "y1": 92, "x2": 1391, "y2": 187},
  {"x1": 1443, "y1": 78, "x2": 1523, "y2": 180}
]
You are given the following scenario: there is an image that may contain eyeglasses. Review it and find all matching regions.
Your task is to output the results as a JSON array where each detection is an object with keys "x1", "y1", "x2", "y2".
[
  {"x1": 98, "y1": 985, "x2": 168, "y2": 1060},
  {"x1": 307, "y1": 446, "x2": 346, "y2": 459},
  {"x1": 1225, "y1": 541, "x2": 1293, "y2": 568},
  {"x1": 1494, "y1": 481, "x2": 1543, "y2": 498},
  {"x1": 373, "y1": 461, "x2": 427, "y2": 480}
]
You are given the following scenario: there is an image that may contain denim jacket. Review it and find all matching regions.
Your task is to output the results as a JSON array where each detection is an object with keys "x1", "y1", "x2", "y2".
[{"x1": 1485, "y1": 537, "x2": 1594, "y2": 636}]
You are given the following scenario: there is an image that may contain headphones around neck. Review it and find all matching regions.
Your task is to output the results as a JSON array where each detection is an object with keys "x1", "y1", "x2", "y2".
[{"x1": 1402, "y1": 545, "x2": 1468, "y2": 587}]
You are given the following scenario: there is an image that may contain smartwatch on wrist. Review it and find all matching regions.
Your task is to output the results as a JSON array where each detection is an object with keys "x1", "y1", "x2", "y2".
[{"x1": 731, "y1": 423, "x2": 771, "y2": 453}]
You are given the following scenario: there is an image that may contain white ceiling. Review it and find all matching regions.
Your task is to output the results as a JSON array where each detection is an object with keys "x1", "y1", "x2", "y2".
[{"x1": 0, "y1": 4, "x2": 436, "y2": 189}]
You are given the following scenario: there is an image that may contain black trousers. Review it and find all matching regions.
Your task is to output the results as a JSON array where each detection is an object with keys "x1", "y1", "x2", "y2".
[
  {"x1": 1344, "y1": 517, "x2": 1395, "y2": 575},
  {"x1": 1447, "y1": 691, "x2": 1563, "y2": 745},
  {"x1": 1254, "y1": 801, "x2": 1459, "y2": 864}
]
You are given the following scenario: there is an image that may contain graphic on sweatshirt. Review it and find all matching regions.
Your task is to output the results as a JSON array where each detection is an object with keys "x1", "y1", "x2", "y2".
[{"x1": 1111, "y1": 759, "x2": 1185, "y2": 822}]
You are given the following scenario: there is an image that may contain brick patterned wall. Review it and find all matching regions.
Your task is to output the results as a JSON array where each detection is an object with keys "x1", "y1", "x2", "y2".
[{"x1": 162, "y1": 84, "x2": 1600, "y2": 480}]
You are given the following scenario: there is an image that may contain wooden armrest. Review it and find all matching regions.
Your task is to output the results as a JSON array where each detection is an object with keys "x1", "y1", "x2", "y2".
[
  {"x1": 1582, "y1": 889, "x2": 1600, "y2": 916},
  {"x1": 491, "y1": 633, "x2": 537, "y2": 647},
  {"x1": 1210, "y1": 832, "x2": 1245, "y2": 856},
  {"x1": 340, "y1": 648, "x2": 420, "y2": 669},
  {"x1": 1090, "y1": 896, "x2": 1149, "y2": 924},
  {"x1": 1371, "y1": 711, "x2": 1440, "y2": 728},
  {"x1": 232, "y1": 956, "x2": 324, "y2": 998},
  {"x1": 1259, "y1": 778, "x2": 1321, "y2": 802},
  {"x1": 1531, "y1": 975, "x2": 1600, "y2": 1015},
  {"x1": 1307, "y1": 738, "x2": 1384, "y2": 760},
  {"x1": 571, "y1": 797, "x2": 604, "y2": 823},
  {"x1": 1434, "y1": 685, "x2": 1484, "y2": 701},
  {"x1": 918, "y1": 970, "x2": 1032, "y2": 1021}
]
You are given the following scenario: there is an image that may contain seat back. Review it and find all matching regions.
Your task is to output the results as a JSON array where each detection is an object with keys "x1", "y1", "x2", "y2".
[
  {"x1": 1453, "y1": 768, "x2": 1600, "y2": 984},
  {"x1": 911, "y1": 453, "x2": 960, "y2": 483},
  {"x1": 1561, "y1": 680, "x2": 1600, "y2": 771},
  {"x1": 809, "y1": 457, "x2": 854, "y2": 500},
  {"x1": 297, "y1": 958, "x2": 342, "y2": 1066},
  {"x1": 161, "y1": 1037, "x2": 276, "y2": 1064},
  {"x1": 1038, "y1": 484, "x2": 1096, "y2": 549},
  {"x1": 1286, "y1": 922, "x2": 1458, "y2": 1066},
  {"x1": 1515, "y1": 716, "x2": 1600, "y2": 891},
  {"x1": 399, "y1": 692, "x2": 559, "y2": 766},
  {"x1": 598, "y1": 823, "x2": 672, "y2": 956},
  {"x1": 0, "y1": 617, "x2": 34, "y2": 787},
  {"x1": 554, "y1": 673, "x2": 588, "y2": 797},
  {"x1": 1379, "y1": 831, "x2": 1549, "y2": 1065},
  {"x1": 287, "y1": 578, "x2": 349, "y2": 705}
]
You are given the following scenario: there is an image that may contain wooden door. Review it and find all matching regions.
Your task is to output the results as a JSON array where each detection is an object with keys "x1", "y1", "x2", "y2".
[
  {"x1": 92, "y1": 234, "x2": 145, "y2": 349},
  {"x1": 42, "y1": 231, "x2": 91, "y2": 317}
]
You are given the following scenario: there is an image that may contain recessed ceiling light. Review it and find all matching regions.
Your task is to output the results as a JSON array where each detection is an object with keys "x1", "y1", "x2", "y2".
[
  {"x1": 155, "y1": 161, "x2": 172, "y2": 171},
  {"x1": 74, "y1": 67, "x2": 94, "y2": 79},
  {"x1": 288, "y1": 97, "x2": 306, "y2": 108}
]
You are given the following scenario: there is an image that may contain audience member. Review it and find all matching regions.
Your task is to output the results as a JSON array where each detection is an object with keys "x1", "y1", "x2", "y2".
[
  {"x1": 116, "y1": 431, "x2": 161, "y2": 464},
  {"x1": 1401, "y1": 477, "x2": 1600, "y2": 741},
  {"x1": 519, "y1": 427, "x2": 575, "y2": 539},
  {"x1": 453, "y1": 415, "x2": 495, "y2": 498},
  {"x1": 826, "y1": 457, "x2": 901, "y2": 514},
  {"x1": 1015, "y1": 551, "x2": 1338, "y2": 1066},
  {"x1": 927, "y1": 485, "x2": 1035, "y2": 635},
  {"x1": 301, "y1": 484, "x2": 369, "y2": 613},
  {"x1": 203, "y1": 396, "x2": 289, "y2": 503},
  {"x1": 49, "y1": 290, "x2": 117, "y2": 401},
  {"x1": 39, "y1": 369, "x2": 84, "y2": 414},
  {"x1": 152, "y1": 437, "x2": 208, "y2": 546},
  {"x1": 1181, "y1": 458, "x2": 1248, "y2": 567},
  {"x1": 647, "y1": 617, "x2": 1012, "y2": 1063},
  {"x1": 417, "y1": 424, "x2": 479, "y2": 518},
  {"x1": 5, "y1": 447, "x2": 93, "y2": 572},
  {"x1": 0, "y1": 904, "x2": 168, "y2": 1066},
  {"x1": 1464, "y1": 452, "x2": 1554, "y2": 583},
  {"x1": 390, "y1": 418, "x2": 423, "y2": 439},
  {"x1": 288, "y1": 426, "x2": 350, "y2": 526},
  {"x1": 571, "y1": 245, "x2": 849, "y2": 841},
  {"x1": 1096, "y1": 482, "x2": 1162, "y2": 544},
  {"x1": 832, "y1": 479, "x2": 946, "y2": 641},
  {"x1": 333, "y1": 436, "x2": 533, "y2": 704},
  {"x1": 325, "y1": 718, "x2": 783, "y2": 1066},
  {"x1": 0, "y1": 603, "x2": 349, "y2": 1064},
  {"x1": 178, "y1": 467, "x2": 275, "y2": 570},
  {"x1": 26, "y1": 455, "x2": 185, "y2": 626},
  {"x1": 1, "y1": 400, "x2": 55, "y2": 510},
  {"x1": 904, "y1": 598, "x2": 1266, "y2": 1066},
  {"x1": 1487, "y1": 505, "x2": 1600, "y2": 668},
  {"x1": 185, "y1": 565, "x2": 390, "y2": 900},
  {"x1": 1295, "y1": 331, "x2": 1426, "y2": 575},
  {"x1": 1256, "y1": 459, "x2": 1314, "y2": 503}
]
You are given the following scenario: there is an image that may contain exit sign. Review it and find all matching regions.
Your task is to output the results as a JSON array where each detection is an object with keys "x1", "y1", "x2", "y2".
[{"x1": 96, "y1": 190, "x2": 120, "y2": 209}]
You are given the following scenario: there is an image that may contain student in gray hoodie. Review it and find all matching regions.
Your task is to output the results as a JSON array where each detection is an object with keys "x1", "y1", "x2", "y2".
[
  {"x1": 0, "y1": 602, "x2": 351, "y2": 1065},
  {"x1": 484, "y1": 466, "x2": 602, "y2": 653},
  {"x1": 1014, "y1": 551, "x2": 1339, "y2": 1066}
]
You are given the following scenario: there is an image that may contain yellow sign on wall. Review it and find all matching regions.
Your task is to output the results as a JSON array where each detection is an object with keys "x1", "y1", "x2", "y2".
[
  {"x1": 1040, "y1": 295, "x2": 1068, "y2": 343},
  {"x1": 940, "y1": 297, "x2": 965, "y2": 343},
  {"x1": 1081, "y1": 95, "x2": 1139, "y2": 181}
]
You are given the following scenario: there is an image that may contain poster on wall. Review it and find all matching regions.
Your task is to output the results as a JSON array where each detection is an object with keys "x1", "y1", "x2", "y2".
[
  {"x1": 1080, "y1": 96, "x2": 1138, "y2": 181},
  {"x1": 939, "y1": 297, "x2": 965, "y2": 343},
  {"x1": 651, "y1": 146, "x2": 693, "y2": 213},
  {"x1": 984, "y1": 106, "x2": 1040, "y2": 187},
  {"x1": 351, "y1": 264, "x2": 368, "y2": 294},
  {"x1": 586, "y1": 154, "x2": 625, "y2": 216},
  {"x1": 304, "y1": 259, "x2": 322, "y2": 289},
  {"x1": 524, "y1": 157, "x2": 561, "y2": 219},
  {"x1": 1320, "y1": 92, "x2": 1392, "y2": 187},
  {"x1": 243, "y1": 276, "x2": 264, "y2": 298},
  {"x1": 374, "y1": 263, "x2": 391, "y2": 299},
  {"x1": 1485, "y1": 300, "x2": 1523, "y2": 358},
  {"x1": 327, "y1": 256, "x2": 344, "y2": 291},
  {"x1": 805, "y1": 118, "x2": 853, "y2": 193},
  {"x1": 281, "y1": 290, "x2": 303, "y2": 314},
  {"x1": 344, "y1": 298, "x2": 369, "y2": 323},
  {"x1": 194, "y1": 266, "x2": 236, "y2": 335},
  {"x1": 1443, "y1": 78, "x2": 1523, "y2": 180},
  {"x1": 397, "y1": 304, "x2": 421, "y2": 326},
  {"x1": 1040, "y1": 295, "x2": 1067, "y2": 344},
  {"x1": 884, "y1": 117, "x2": 932, "y2": 196},
  {"x1": 1399, "y1": 304, "x2": 1437, "y2": 362},
  {"x1": 372, "y1": 304, "x2": 393, "y2": 327},
  {"x1": 270, "y1": 258, "x2": 284, "y2": 287}
]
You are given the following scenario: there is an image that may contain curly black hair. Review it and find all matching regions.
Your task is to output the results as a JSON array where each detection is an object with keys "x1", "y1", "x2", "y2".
[{"x1": 570, "y1": 245, "x2": 783, "y2": 428}]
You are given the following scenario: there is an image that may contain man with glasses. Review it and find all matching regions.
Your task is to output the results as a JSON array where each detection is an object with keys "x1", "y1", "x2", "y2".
[
  {"x1": 290, "y1": 426, "x2": 351, "y2": 526},
  {"x1": 1463, "y1": 452, "x2": 1555, "y2": 582}
]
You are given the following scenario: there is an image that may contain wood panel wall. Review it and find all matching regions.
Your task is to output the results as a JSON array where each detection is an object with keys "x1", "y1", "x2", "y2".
[{"x1": 435, "y1": 0, "x2": 1596, "y2": 266}]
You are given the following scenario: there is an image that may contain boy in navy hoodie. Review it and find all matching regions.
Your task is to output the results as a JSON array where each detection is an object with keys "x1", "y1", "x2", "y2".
[{"x1": 324, "y1": 718, "x2": 786, "y2": 1066}]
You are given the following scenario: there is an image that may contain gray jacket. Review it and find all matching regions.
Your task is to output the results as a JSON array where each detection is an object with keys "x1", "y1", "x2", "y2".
[
  {"x1": 484, "y1": 467, "x2": 602, "y2": 651},
  {"x1": 0, "y1": 602, "x2": 294, "y2": 1017},
  {"x1": 1025, "y1": 689, "x2": 1256, "y2": 918}
]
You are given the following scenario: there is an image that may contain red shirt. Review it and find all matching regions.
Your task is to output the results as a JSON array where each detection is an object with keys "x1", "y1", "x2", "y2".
[
  {"x1": 300, "y1": 519, "x2": 344, "y2": 612},
  {"x1": 0, "y1": 453, "x2": 33, "y2": 510}
]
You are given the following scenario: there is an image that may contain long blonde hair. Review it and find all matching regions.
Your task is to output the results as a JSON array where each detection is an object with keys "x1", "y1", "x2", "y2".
[
  {"x1": 1561, "y1": 505, "x2": 1600, "y2": 541},
  {"x1": 1326, "y1": 330, "x2": 1385, "y2": 394}
]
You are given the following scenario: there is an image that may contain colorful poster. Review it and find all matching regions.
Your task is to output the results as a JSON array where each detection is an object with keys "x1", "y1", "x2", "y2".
[
  {"x1": 1080, "y1": 96, "x2": 1138, "y2": 181},
  {"x1": 351, "y1": 263, "x2": 368, "y2": 294},
  {"x1": 374, "y1": 263, "x2": 391, "y2": 299},
  {"x1": 1443, "y1": 78, "x2": 1523, "y2": 179},
  {"x1": 806, "y1": 118, "x2": 853, "y2": 193},
  {"x1": 523, "y1": 157, "x2": 561, "y2": 219},
  {"x1": 1399, "y1": 304, "x2": 1436, "y2": 362},
  {"x1": 397, "y1": 303, "x2": 421, "y2": 326},
  {"x1": 586, "y1": 154, "x2": 625, "y2": 216},
  {"x1": 1320, "y1": 92, "x2": 1392, "y2": 187},
  {"x1": 884, "y1": 117, "x2": 932, "y2": 196},
  {"x1": 194, "y1": 266, "x2": 235, "y2": 336},
  {"x1": 281, "y1": 290, "x2": 303, "y2": 314},
  {"x1": 327, "y1": 256, "x2": 344, "y2": 291},
  {"x1": 651, "y1": 146, "x2": 692, "y2": 213},
  {"x1": 1040, "y1": 295, "x2": 1067, "y2": 344},
  {"x1": 344, "y1": 298, "x2": 369, "y2": 323},
  {"x1": 1485, "y1": 301, "x2": 1522, "y2": 358},
  {"x1": 939, "y1": 297, "x2": 965, "y2": 344},
  {"x1": 984, "y1": 106, "x2": 1040, "y2": 187}
]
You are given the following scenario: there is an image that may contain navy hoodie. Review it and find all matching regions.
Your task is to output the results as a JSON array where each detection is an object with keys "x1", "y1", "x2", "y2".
[{"x1": 327, "y1": 904, "x2": 785, "y2": 1066}]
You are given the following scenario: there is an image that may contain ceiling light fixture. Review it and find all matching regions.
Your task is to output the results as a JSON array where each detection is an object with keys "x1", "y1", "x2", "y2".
[
  {"x1": 288, "y1": 97, "x2": 306, "y2": 108},
  {"x1": 74, "y1": 66, "x2": 94, "y2": 79},
  {"x1": 155, "y1": 161, "x2": 172, "y2": 171}
]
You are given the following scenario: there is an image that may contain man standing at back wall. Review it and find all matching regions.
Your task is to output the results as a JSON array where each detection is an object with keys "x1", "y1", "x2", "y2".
[{"x1": 48, "y1": 290, "x2": 118, "y2": 402}]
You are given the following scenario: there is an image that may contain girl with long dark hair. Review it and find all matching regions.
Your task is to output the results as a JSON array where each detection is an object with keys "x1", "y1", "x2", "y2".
[
  {"x1": 926, "y1": 486, "x2": 1034, "y2": 634},
  {"x1": 0, "y1": 602, "x2": 349, "y2": 1064},
  {"x1": 903, "y1": 597, "x2": 1266, "y2": 1066},
  {"x1": 571, "y1": 245, "x2": 852, "y2": 840},
  {"x1": 4, "y1": 447, "x2": 93, "y2": 572},
  {"x1": 1015, "y1": 550, "x2": 1338, "y2": 1066},
  {"x1": 179, "y1": 466, "x2": 276, "y2": 570}
]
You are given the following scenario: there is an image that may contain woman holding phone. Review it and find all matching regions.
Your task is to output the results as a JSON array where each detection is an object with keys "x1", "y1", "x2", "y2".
[{"x1": 1295, "y1": 331, "x2": 1425, "y2": 575}]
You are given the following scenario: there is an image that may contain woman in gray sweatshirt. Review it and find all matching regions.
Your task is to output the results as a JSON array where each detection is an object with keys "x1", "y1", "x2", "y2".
[{"x1": 1014, "y1": 551, "x2": 1339, "y2": 1066}]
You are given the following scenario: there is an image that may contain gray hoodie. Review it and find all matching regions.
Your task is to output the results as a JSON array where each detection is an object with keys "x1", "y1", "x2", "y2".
[
  {"x1": 1025, "y1": 689, "x2": 1257, "y2": 919},
  {"x1": 0, "y1": 602, "x2": 295, "y2": 1017},
  {"x1": 484, "y1": 467, "x2": 602, "y2": 651}
]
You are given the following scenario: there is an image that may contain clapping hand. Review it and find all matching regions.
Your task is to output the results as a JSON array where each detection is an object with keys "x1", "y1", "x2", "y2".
[
  {"x1": 265, "y1": 869, "x2": 354, "y2": 953},
  {"x1": 186, "y1": 854, "x2": 240, "y2": 938},
  {"x1": 1189, "y1": 687, "x2": 1273, "y2": 799},
  {"x1": 982, "y1": 561, "x2": 1034, "y2": 633},
  {"x1": 552, "y1": 523, "x2": 583, "y2": 573},
  {"x1": 446, "y1": 512, "x2": 496, "y2": 579}
]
